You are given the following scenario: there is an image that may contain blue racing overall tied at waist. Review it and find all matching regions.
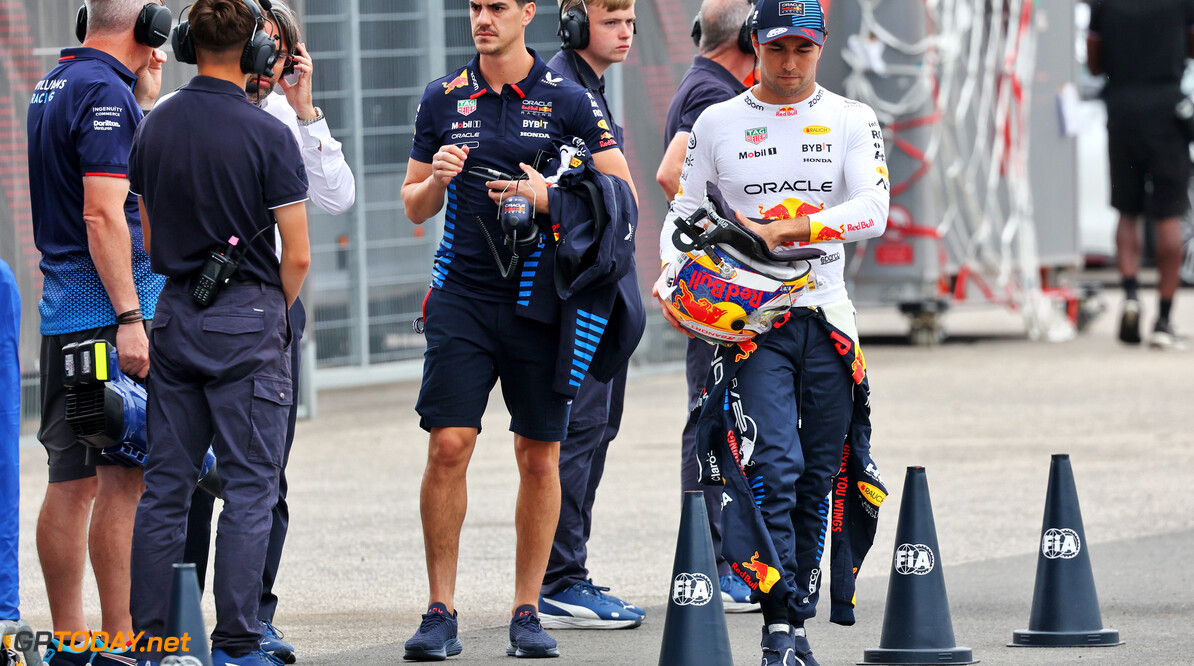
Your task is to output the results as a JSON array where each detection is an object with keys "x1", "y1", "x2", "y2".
[{"x1": 692, "y1": 310, "x2": 885, "y2": 625}]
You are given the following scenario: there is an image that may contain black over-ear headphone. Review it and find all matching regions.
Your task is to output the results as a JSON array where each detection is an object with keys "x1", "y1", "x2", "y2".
[
  {"x1": 76, "y1": 2, "x2": 172, "y2": 48},
  {"x1": 558, "y1": 0, "x2": 590, "y2": 51},
  {"x1": 559, "y1": 0, "x2": 636, "y2": 51},
  {"x1": 172, "y1": 0, "x2": 278, "y2": 75},
  {"x1": 690, "y1": 0, "x2": 755, "y2": 55}
]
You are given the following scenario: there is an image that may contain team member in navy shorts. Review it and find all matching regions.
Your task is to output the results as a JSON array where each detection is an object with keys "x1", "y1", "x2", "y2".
[{"x1": 400, "y1": 0, "x2": 635, "y2": 659}]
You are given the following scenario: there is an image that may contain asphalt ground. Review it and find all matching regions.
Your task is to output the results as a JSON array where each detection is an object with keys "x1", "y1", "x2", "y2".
[{"x1": 13, "y1": 286, "x2": 1194, "y2": 665}]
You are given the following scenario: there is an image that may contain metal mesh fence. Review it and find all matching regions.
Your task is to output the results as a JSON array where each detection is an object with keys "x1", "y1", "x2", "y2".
[{"x1": 2, "y1": 0, "x2": 709, "y2": 427}]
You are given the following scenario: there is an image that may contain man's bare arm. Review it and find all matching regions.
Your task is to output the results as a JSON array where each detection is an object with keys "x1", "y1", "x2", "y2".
[
  {"x1": 592, "y1": 148, "x2": 638, "y2": 204},
  {"x1": 655, "y1": 132, "x2": 689, "y2": 201},
  {"x1": 402, "y1": 145, "x2": 471, "y2": 224},
  {"x1": 83, "y1": 176, "x2": 149, "y2": 377},
  {"x1": 274, "y1": 202, "x2": 310, "y2": 308}
]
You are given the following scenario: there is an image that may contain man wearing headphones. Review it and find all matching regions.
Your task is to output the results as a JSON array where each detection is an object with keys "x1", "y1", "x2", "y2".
[
  {"x1": 402, "y1": 0, "x2": 635, "y2": 659},
  {"x1": 657, "y1": 0, "x2": 761, "y2": 615},
  {"x1": 26, "y1": 1, "x2": 168, "y2": 662},
  {"x1": 126, "y1": 0, "x2": 309, "y2": 663},
  {"x1": 536, "y1": 0, "x2": 645, "y2": 631},
  {"x1": 172, "y1": 2, "x2": 355, "y2": 661}
]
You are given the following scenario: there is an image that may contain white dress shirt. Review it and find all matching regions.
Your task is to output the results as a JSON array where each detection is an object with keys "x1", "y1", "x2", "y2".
[{"x1": 260, "y1": 90, "x2": 355, "y2": 215}]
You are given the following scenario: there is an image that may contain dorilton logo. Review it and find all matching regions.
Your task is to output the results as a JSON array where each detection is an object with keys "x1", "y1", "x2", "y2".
[{"x1": 745, "y1": 127, "x2": 768, "y2": 145}]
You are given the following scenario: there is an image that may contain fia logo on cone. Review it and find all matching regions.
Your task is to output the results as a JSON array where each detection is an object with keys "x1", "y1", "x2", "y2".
[
  {"x1": 1041, "y1": 528, "x2": 1081, "y2": 559},
  {"x1": 672, "y1": 572, "x2": 714, "y2": 606}
]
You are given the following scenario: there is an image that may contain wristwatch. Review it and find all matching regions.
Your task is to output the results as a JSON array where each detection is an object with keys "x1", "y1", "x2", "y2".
[{"x1": 298, "y1": 107, "x2": 324, "y2": 126}]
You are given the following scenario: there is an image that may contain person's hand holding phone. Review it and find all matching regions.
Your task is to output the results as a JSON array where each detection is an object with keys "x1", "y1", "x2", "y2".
[{"x1": 280, "y1": 42, "x2": 317, "y2": 121}]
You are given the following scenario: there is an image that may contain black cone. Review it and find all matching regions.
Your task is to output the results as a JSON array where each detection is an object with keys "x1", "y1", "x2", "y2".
[
  {"x1": 1010, "y1": 454, "x2": 1122, "y2": 647},
  {"x1": 658, "y1": 491, "x2": 733, "y2": 666},
  {"x1": 861, "y1": 467, "x2": 976, "y2": 665},
  {"x1": 165, "y1": 562, "x2": 212, "y2": 665}
]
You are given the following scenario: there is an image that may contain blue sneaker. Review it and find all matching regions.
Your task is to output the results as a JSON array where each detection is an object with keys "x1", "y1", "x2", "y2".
[
  {"x1": 403, "y1": 603, "x2": 463, "y2": 661},
  {"x1": 210, "y1": 647, "x2": 284, "y2": 665},
  {"x1": 506, "y1": 606, "x2": 559, "y2": 658},
  {"x1": 589, "y1": 580, "x2": 645, "y2": 618},
  {"x1": 90, "y1": 635, "x2": 138, "y2": 666},
  {"x1": 720, "y1": 574, "x2": 761, "y2": 613},
  {"x1": 92, "y1": 649, "x2": 140, "y2": 665},
  {"x1": 259, "y1": 620, "x2": 295, "y2": 664},
  {"x1": 539, "y1": 580, "x2": 643, "y2": 629},
  {"x1": 42, "y1": 637, "x2": 92, "y2": 665}
]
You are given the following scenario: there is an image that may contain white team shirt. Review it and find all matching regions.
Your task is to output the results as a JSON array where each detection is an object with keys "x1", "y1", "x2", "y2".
[{"x1": 660, "y1": 85, "x2": 890, "y2": 307}]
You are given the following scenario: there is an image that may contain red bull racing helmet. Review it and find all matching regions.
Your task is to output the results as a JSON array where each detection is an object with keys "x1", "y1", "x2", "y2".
[{"x1": 657, "y1": 182, "x2": 824, "y2": 345}]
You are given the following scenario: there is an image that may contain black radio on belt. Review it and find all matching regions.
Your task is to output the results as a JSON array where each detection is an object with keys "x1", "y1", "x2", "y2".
[{"x1": 192, "y1": 236, "x2": 241, "y2": 306}]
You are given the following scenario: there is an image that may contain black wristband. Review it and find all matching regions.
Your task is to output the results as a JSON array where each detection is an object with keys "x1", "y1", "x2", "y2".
[{"x1": 116, "y1": 308, "x2": 143, "y2": 325}]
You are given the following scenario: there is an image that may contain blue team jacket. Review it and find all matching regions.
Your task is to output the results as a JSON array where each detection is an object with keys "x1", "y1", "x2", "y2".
[{"x1": 515, "y1": 159, "x2": 644, "y2": 397}]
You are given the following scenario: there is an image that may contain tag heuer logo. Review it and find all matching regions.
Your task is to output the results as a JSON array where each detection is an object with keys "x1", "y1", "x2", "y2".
[
  {"x1": 457, "y1": 99, "x2": 476, "y2": 116},
  {"x1": 745, "y1": 127, "x2": 768, "y2": 145}
]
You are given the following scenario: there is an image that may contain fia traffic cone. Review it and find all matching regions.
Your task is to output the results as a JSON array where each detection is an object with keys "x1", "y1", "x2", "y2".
[
  {"x1": 164, "y1": 563, "x2": 212, "y2": 665},
  {"x1": 861, "y1": 467, "x2": 976, "y2": 665},
  {"x1": 1009, "y1": 454, "x2": 1122, "y2": 647},
  {"x1": 658, "y1": 491, "x2": 733, "y2": 666}
]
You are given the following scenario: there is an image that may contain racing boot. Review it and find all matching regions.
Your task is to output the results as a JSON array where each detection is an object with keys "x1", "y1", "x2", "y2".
[{"x1": 760, "y1": 625, "x2": 795, "y2": 666}]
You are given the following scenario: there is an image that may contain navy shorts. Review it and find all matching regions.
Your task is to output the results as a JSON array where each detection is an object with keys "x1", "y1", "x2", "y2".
[{"x1": 416, "y1": 288, "x2": 572, "y2": 442}]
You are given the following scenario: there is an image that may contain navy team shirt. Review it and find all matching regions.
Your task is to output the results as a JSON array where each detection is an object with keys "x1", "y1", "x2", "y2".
[
  {"x1": 27, "y1": 47, "x2": 164, "y2": 335},
  {"x1": 411, "y1": 49, "x2": 618, "y2": 302},
  {"x1": 663, "y1": 56, "x2": 747, "y2": 144},
  {"x1": 546, "y1": 49, "x2": 625, "y2": 145},
  {"x1": 129, "y1": 76, "x2": 308, "y2": 287}
]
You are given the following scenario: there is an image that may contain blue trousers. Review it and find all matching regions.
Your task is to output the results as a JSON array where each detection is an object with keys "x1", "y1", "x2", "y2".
[
  {"x1": 682, "y1": 338, "x2": 728, "y2": 576},
  {"x1": 182, "y1": 298, "x2": 305, "y2": 623},
  {"x1": 541, "y1": 365, "x2": 627, "y2": 594},
  {"x1": 731, "y1": 312, "x2": 853, "y2": 625},
  {"x1": 131, "y1": 282, "x2": 292, "y2": 656},
  {"x1": 0, "y1": 259, "x2": 19, "y2": 620}
]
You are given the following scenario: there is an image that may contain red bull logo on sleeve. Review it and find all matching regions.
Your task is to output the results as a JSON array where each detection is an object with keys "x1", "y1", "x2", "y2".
[
  {"x1": 810, "y1": 221, "x2": 846, "y2": 242},
  {"x1": 741, "y1": 552, "x2": 782, "y2": 593},
  {"x1": 443, "y1": 69, "x2": 469, "y2": 94}
]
